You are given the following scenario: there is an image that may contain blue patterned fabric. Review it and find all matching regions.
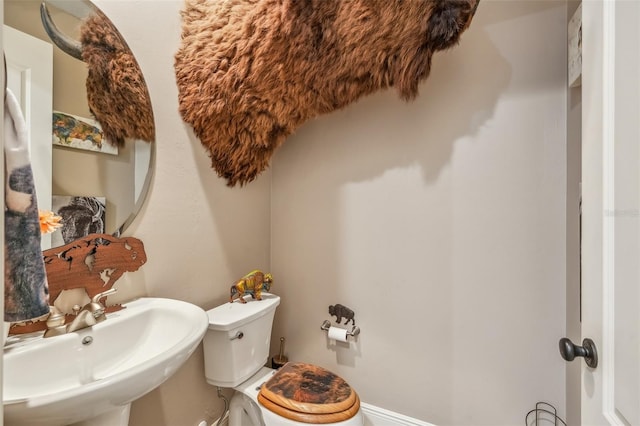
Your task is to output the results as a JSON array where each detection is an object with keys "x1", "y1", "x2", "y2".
[{"x1": 4, "y1": 88, "x2": 50, "y2": 322}]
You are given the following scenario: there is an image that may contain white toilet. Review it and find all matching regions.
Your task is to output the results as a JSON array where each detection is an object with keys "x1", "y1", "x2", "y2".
[{"x1": 203, "y1": 293, "x2": 364, "y2": 426}]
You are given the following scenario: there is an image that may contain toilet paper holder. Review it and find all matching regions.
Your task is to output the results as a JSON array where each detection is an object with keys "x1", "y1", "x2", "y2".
[{"x1": 320, "y1": 320, "x2": 360, "y2": 339}]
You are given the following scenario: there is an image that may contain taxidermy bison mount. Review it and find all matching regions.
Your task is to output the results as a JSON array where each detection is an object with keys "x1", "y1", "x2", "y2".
[{"x1": 175, "y1": 0, "x2": 480, "y2": 187}]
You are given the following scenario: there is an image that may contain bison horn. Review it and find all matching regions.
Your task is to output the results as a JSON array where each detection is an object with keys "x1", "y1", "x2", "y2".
[{"x1": 40, "y1": 2, "x2": 83, "y2": 61}]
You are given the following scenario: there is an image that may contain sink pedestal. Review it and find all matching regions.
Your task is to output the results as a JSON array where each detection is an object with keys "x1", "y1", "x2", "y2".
[{"x1": 70, "y1": 404, "x2": 130, "y2": 426}]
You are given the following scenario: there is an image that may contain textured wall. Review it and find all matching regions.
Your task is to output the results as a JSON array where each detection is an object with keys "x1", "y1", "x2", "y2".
[
  {"x1": 94, "y1": 1, "x2": 567, "y2": 425},
  {"x1": 270, "y1": 2, "x2": 567, "y2": 425},
  {"x1": 94, "y1": 1, "x2": 271, "y2": 425}
]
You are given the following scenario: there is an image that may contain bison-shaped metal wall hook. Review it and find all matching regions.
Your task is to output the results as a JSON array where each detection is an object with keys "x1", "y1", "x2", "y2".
[
  {"x1": 175, "y1": 0, "x2": 480, "y2": 186},
  {"x1": 230, "y1": 270, "x2": 273, "y2": 303},
  {"x1": 329, "y1": 304, "x2": 355, "y2": 326}
]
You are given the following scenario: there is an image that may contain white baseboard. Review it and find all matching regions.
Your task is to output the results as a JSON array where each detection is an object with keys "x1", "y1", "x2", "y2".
[
  {"x1": 209, "y1": 402, "x2": 434, "y2": 426},
  {"x1": 361, "y1": 403, "x2": 436, "y2": 426}
]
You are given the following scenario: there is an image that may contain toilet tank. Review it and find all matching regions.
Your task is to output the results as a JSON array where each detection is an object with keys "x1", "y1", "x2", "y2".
[{"x1": 203, "y1": 293, "x2": 280, "y2": 388}]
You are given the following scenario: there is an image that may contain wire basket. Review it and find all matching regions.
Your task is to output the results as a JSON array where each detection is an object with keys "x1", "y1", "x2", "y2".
[{"x1": 525, "y1": 402, "x2": 566, "y2": 426}]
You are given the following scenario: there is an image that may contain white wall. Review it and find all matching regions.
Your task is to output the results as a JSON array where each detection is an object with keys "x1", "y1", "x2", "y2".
[
  {"x1": 93, "y1": 1, "x2": 271, "y2": 425},
  {"x1": 271, "y1": 2, "x2": 567, "y2": 425},
  {"x1": 89, "y1": 1, "x2": 567, "y2": 425}
]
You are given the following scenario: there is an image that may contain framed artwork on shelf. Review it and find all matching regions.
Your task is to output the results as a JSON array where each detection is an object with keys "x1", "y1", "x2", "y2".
[
  {"x1": 52, "y1": 111, "x2": 118, "y2": 155},
  {"x1": 51, "y1": 196, "x2": 106, "y2": 247}
]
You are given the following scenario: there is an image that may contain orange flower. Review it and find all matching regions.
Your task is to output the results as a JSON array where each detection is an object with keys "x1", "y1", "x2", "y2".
[{"x1": 39, "y1": 210, "x2": 63, "y2": 235}]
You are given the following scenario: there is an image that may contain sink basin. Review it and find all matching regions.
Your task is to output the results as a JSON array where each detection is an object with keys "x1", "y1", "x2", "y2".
[{"x1": 3, "y1": 298, "x2": 208, "y2": 426}]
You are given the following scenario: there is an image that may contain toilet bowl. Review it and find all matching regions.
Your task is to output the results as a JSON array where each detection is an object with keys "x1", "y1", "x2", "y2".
[{"x1": 203, "y1": 293, "x2": 363, "y2": 426}]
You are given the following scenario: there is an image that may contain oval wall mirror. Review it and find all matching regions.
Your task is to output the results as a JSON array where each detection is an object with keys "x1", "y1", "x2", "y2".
[{"x1": 4, "y1": 0, "x2": 155, "y2": 249}]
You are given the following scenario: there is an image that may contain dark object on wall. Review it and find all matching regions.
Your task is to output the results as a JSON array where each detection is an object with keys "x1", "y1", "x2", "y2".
[
  {"x1": 40, "y1": 3, "x2": 155, "y2": 147},
  {"x1": 328, "y1": 304, "x2": 355, "y2": 326},
  {"x1": 230, "y1": 269, "x2": 273, "y2": 303},
  {"x1": 175, "y1": 0, "x2": 479, "y2": 186}
]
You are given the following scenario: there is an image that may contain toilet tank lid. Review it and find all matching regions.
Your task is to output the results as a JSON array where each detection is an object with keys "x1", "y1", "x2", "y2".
[{"x1": 206, "y1": 293, "x2": 280, "y2": 331}]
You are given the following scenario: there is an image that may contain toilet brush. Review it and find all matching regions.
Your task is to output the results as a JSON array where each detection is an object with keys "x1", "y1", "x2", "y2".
[{"x1": 271, "y1": 337, "x2": 288, "y2": 369}]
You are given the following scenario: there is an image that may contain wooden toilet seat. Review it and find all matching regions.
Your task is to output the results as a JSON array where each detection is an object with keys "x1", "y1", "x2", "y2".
[{"x1": 257, "y1": 362, "x2": 360, "y2": 424}]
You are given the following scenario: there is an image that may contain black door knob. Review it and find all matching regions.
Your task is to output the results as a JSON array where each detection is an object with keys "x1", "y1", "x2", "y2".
[{"x1": 559, "y1": 337, "x2": 598, "y2": 368}]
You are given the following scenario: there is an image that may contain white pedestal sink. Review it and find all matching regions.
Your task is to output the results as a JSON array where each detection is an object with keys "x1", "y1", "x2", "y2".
[{"x1": 3, "y1": 298, "x2": 208, "y2": 426}]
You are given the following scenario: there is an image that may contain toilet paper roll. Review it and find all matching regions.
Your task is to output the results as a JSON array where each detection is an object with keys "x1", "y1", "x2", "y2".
[{"x1": 327, "y1": 326, "x2": 349, "y2": 343}]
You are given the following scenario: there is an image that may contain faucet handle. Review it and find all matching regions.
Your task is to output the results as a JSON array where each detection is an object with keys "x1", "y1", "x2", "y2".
[
  {"x1": 87, "y1": 288, "x2": 117, "y2": 323},
  {"x1": 43, "y1": 306, "x2": 68, "y2": 338},
  {"x1": 91, "y1": 288, "x2": 118, "y2": 305},
  {"x1": 46, "y1": 306, "x2": 65, "y2": 328}
]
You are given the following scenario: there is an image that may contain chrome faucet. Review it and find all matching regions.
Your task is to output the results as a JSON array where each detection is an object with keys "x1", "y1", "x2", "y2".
[
  {"x1": 44, "y1": 288, "x2": 117, "y2": 337},
  {"x1": 66, "y1": 288, "x2": 118, "y2": 333}
]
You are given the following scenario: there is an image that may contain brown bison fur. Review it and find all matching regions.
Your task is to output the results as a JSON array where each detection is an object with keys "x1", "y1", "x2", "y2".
[
  {"x1": 175, "y1": 0, "x2": 479, "y2": 186},
  {"x1": 80, "y1": 9, "x2": 155, "y2": 147}
]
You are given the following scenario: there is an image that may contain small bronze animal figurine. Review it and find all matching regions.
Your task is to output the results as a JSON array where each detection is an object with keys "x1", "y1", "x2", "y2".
[
  {"x1": 328, "y1": 304, "x2": 355, "y2": 326},
  {"x1": 230, "y1": 270, "x2": 273, "y2": 303}
]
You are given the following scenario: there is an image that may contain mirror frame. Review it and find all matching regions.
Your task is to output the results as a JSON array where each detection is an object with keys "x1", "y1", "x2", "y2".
[{"x1": 113, "y1": 143, "x2": 155, "y2": 237}]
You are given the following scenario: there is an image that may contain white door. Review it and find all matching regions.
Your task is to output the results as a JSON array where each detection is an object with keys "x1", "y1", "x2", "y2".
[
  {"x1": 4, "y1": 25, "x2": 53, "y2": 249},
  {"x1": 580, "y1": 1, "x2": 640, "y2": 424}
]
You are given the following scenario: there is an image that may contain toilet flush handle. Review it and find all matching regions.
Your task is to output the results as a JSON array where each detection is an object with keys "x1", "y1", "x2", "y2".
[{"x1": 231, "y1": 331, "x2": 244, "y2": 340}]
